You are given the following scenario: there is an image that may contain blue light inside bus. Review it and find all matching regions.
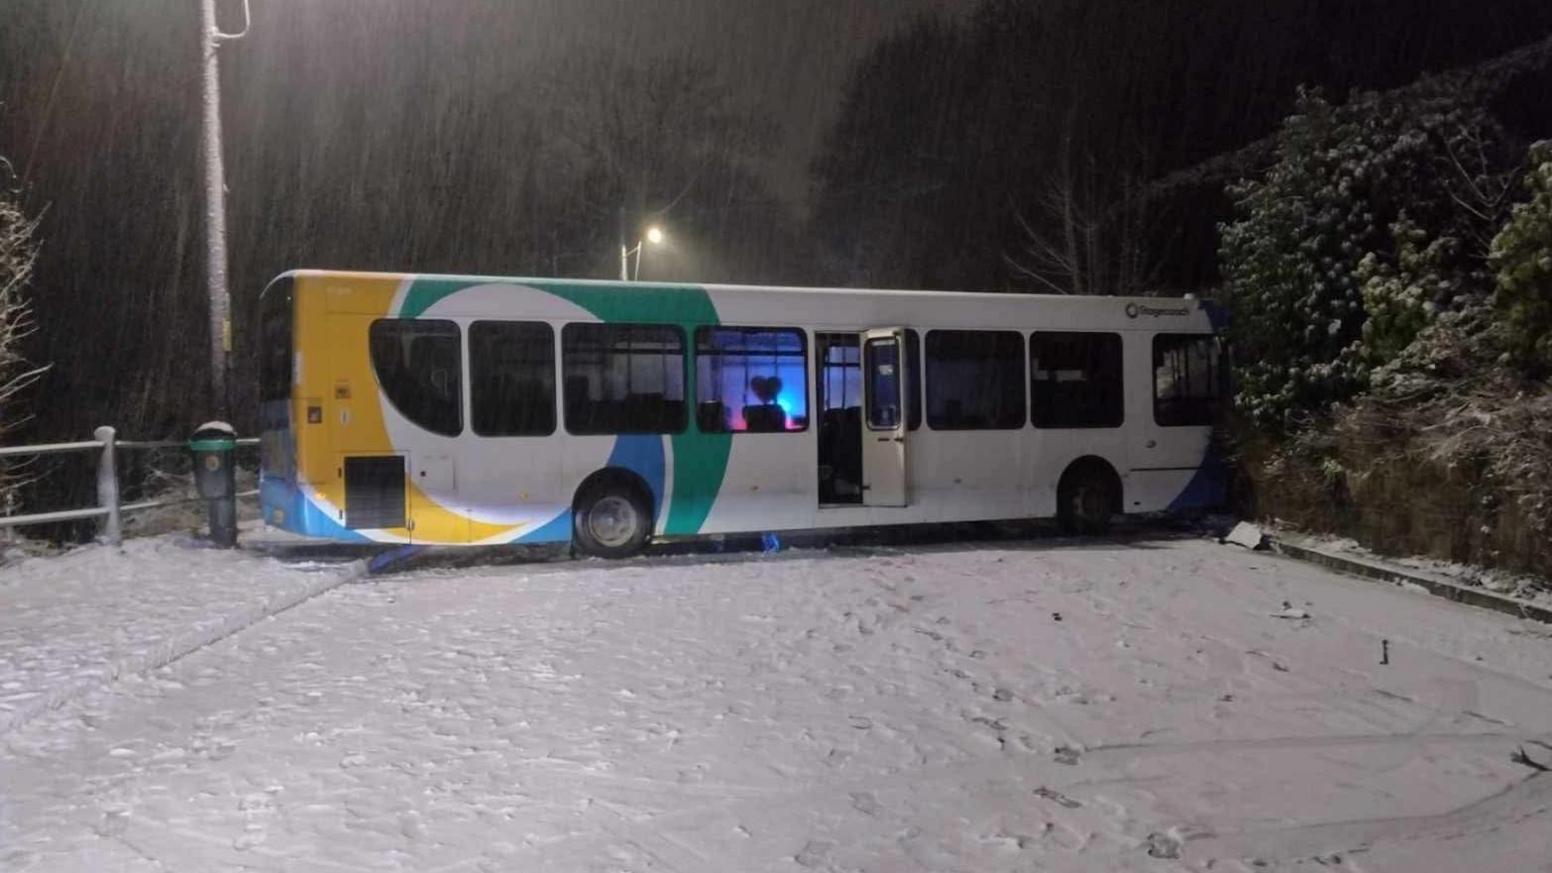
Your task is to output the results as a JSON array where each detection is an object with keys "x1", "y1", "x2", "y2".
[{"x1": 712, "y1": 357, "x2": 807, "y2": 431}]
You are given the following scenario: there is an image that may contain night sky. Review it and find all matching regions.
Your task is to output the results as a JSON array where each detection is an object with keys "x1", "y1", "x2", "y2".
[
  {"x1": 509, "y1": 0, "x2": 970, "y2": 204},
  {"x1": 215, "y1": 0, "x2": 969, "y2": 208}
]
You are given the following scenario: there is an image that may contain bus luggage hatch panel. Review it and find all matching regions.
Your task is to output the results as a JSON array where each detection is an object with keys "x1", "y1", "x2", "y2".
[{"x1": 343, "y1": 456, "x2": 407, "y2": 530}]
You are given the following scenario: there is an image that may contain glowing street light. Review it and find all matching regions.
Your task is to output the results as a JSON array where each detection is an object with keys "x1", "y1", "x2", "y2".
[{"x1": 619, "y1": 222, "x2": 667, "y2": 281}]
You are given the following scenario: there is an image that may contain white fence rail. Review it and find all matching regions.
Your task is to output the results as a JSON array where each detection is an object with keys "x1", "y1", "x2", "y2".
[{"x1": 0, "y1": 427, "x2": 260, "y2": 546}]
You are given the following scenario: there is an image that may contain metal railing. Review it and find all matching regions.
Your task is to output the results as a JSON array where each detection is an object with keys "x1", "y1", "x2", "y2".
[{"x1": 0, "y1": 427, "x2": 260, "y2": 546}]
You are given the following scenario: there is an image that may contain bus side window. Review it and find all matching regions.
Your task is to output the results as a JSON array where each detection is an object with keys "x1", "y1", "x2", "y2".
[
  {"x1": 924, "y1": 330, "x2": 1025, "y2": 430},
  {"x1": 1030, "y1": 332, "x2": 1124, "y2": 429},
  {"x1": 259, "y1": 277, "x2": 293, "y2": 403},
  {"x1": 368, "y1": 319, "x2": 463, "y2": 437},
  {"x1": 694, "y1": 326, "x2": 808, "y2": 433},
  {"x1": 1153, "y1": 334, "x2": 1223, "y2": 427},
  {"x1": 470, "y1": 321, "x2": 556, "y2": 437},
  {"x1": 562, "y1": 323, "x2": 687, "y2": 435},
  {"x1": 864, "y1": 337, "x2": 901, "y2": 429}
]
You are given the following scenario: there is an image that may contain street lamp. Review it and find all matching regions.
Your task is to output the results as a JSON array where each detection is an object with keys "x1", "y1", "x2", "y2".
[
  {"x1": 199, "y1": 0, "x2": 249, "y2": 418},
  {"x1": 619, "y1": 224, "x2": 667, "y2": 281}
]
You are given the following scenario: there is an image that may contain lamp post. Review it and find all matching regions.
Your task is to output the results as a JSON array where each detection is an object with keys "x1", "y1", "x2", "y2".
[
  {"x1": 618, "y1": 221, "x2": 667, "y2": 282},
  {"x1": 199, "y1": 0, "x2": 249, "y2": 418}
]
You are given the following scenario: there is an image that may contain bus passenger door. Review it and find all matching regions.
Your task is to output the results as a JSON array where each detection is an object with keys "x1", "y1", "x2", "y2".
[
  {"x1": 1132, "y1": 331, "x2": 1228, "y2": 512},
  {"x1": 861, "y1": 328, "x2": 908, "y2": 507}
]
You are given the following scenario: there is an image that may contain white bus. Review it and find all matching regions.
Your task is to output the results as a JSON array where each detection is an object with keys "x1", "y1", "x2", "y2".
[{"x1": 258, "y1": 271, "x2": 1228, "y2": 557}]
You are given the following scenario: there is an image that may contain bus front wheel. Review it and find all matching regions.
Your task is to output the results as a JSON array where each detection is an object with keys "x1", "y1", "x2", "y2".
[
  {"x1": 1057, "y1": 463, "x2": 1118, "y2": 535},
  {"x1": 573, "y1": 482, "x2": 652, "y2": 559}
]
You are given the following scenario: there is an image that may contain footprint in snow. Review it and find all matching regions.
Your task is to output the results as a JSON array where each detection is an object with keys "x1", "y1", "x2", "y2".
[
  {"x1": 850, "y1": 791, "x2": 883, "y2": 816},
  {"x1": 795, "y1": 840, "x2": 834, "y2": 868},
  {"x1": 233, "y1": 830, "x2": 266, "y2": 851},
  {"x1": 95, "y1": 807, "x2": 130, "y2": 838},
  {"x1": 987, "y1": 831, "x2": 1037, "y2": 851}
]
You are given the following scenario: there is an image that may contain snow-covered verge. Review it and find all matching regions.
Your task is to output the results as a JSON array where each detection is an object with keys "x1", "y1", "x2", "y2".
[
  {"x1": 0, "y1": 536, "x2": 357, "y2": 734},
  {"x1": 1268, "y1": 525, "x2": 1552, "y2": 607},
  {"x1": 1237, "y1": 302, "x2": 1552, "y2": 587},
  {"x1": 3, "y1": 537, "x2": 1551, "y2": 872}
]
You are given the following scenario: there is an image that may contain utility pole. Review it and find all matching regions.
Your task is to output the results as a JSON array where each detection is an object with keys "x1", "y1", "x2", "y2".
[
  {"x1": 619, "y1": 206, "x2": 630, "y2": 281},
  {"x1": 616, "y1": 206, "x2": 666, "y2": 282},
  {"x1": 199, "y1": 0, "x2": 249, "y2": 418}
]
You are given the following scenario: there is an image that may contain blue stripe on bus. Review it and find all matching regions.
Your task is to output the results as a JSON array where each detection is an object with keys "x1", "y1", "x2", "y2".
[
  {"x1": 514, "y1": 510, "x2": 572, "y2": 544},
  {"x1": 1201, "y1": 299, "x2": 1230, "y2": 331},
  {"x1": 1166, "y1": 445, "x2": 1228, "y2": 512},
  {"x1": 263, "y1": 475, "x2": 373, "y2": 543},
  {"x1": 605, "y1": 434, "x2": 667, "y2": 522}
]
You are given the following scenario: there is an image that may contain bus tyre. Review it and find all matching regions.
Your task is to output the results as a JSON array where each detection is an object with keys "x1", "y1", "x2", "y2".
[
  {"x1": 1058, "y1": 468, "x2": 1116, "y2": 536},
  {"x1": 573, "y1": 483, "x2": 652, "y2": 559}
]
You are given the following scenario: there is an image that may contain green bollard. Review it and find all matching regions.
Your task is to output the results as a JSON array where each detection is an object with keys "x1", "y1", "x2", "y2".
[{"x1": 188, "y1": 421, "x2": 238, "y2": 548}]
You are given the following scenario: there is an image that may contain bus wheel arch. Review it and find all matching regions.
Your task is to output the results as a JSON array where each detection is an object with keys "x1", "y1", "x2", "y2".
[
  {"x1": 572, "y1": 468, "x2": 655, "y2": 559},
  {"x1": 1057, "y1": 456, "x2": 1122, "y2": 535}
]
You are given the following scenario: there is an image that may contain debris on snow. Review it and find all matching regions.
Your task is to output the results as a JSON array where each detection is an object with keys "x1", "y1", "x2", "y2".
[
  {"x1": 1032, "y1": 786, "x2": 1082, "y2": 809},
  {"x1": 1511, "y1": 746, "x2": 1550, "y2": 773},
  {"x1": 1271, "y1": 600, "x2": 1311, "y2": 619},
  {"x1": 1224, "y1": 521, "x2": 1268, "y2": 550},
  {"x1": 1145, "y1": 829, "x2": 1183, "y2": 859}
]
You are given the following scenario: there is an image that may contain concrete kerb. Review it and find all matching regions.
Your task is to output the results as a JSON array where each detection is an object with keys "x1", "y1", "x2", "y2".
[
  {"x1": 1269, "y1": 535, "x2": 1552, "y2": 626},
  {"x1": 0, "y1": 556, "x2": 370, "y2": 736}
]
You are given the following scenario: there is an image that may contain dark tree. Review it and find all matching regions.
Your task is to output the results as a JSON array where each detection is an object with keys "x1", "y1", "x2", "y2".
[{"x1": 809, "y1": 0, "x2": 1552, "y2": 295}]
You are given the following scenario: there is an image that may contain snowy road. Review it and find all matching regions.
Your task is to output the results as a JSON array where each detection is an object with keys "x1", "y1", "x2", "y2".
[{"x1": 4, "y1": 537, "x2": 1552, "y2": 872}]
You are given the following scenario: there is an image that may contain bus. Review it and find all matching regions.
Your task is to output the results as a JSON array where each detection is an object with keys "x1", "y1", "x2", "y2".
[{"x1": 258, "y1": 270, "x2": 1228, "y2": 557}]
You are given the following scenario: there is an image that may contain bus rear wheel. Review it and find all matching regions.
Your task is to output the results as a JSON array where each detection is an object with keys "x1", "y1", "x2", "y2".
[
  {"x1": 1058, "y1": 466, "x2": 1117, "y2": 535},
  {"x1": 573, "y1": 483, "x2": 652, "y2": 559}
]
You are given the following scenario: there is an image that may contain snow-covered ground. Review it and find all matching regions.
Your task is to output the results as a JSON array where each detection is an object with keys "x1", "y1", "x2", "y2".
[
  {"x1": 0, "y1": 536, "x2": 351, "y2": 734},
  {"x1": 3, "y1": 536, "x2": 1551, "y2": 871}
]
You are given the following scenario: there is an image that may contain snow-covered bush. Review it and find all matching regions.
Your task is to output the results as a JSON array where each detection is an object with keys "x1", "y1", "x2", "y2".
[
  {"x1": 1490, "y1": 141, "x2": 1552, "y2": 378},
  {"x1": 1220, "y1": 86, "x2": 1506, "y2": 432},
  {"x1": 1356, "y1": 216, "x2": 1492, "y2": 367}
]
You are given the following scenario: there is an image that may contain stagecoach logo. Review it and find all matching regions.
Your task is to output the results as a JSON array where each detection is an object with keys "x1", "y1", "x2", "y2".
[{"x1": 1125, "y1": 302, "x2": 1191, "y2": 319}]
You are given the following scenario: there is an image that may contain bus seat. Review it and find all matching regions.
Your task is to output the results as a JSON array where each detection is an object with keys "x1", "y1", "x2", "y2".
[
  {"x1": 697, "y1": 401, "x2": 728, "y2": 432},
  {"x1": 624, "y1": 392, "x2": 663, "y2": 423},
  {"x1": 743, "y1": 404, "x2": 786, "y2": 433}
]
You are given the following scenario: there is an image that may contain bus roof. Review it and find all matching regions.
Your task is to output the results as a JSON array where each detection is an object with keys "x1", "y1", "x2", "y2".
[{"x1": 267, "y1": 269, "x2": 1226, "y2": 332}]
